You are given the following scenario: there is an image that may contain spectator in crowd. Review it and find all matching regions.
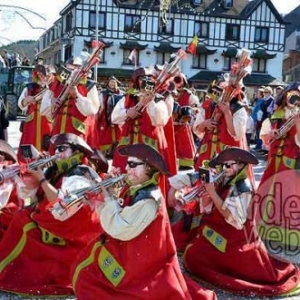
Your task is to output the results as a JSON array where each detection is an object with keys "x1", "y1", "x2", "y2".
[
  {"x1": 246, "y1": 106, "x2": 255, "y2": 146},
  {"x1": 0, "y1": 97, "x2": 8, "y2": 142}
]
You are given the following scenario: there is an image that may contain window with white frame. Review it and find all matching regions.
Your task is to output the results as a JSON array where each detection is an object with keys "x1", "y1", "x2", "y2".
[
  {"x1": 195, "y1": 22, "x2": 209, "y2": 38},
  {"x1": 156, "y1": 52, "x2": 171, "y2": 65},
  {"x1": 158, "y1": 18, "x2": 174, "y2": 35},
  {"x1": 123, "y1": 49, "x2": 139, "y2": 65},
  {"x1": 225, "y1": 24, "x2": 240, "y2": 41},
  {"x1": 192, "y1": 54, "x2": 207, "y2": 69},
  {"x1": 254, "y1": 27, "x2": 269, "y2": 43},
  {"x1": 89, "y1": 11, "x2": 106, "y2": 29},
  {"x1": 124, "y1": 15, "x2": 141, "y2": 33},
  {"x1": 252, "y1": 58, "x2": 266, "y2": 73}
]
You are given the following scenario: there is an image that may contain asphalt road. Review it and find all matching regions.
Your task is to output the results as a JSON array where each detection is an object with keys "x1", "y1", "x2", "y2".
[{"x1": 2, "y1": 118, "x2": 300, "y2": 300}]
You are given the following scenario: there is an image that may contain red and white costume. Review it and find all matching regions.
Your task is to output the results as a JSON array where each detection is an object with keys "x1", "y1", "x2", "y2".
[
  {"x1": 0, "y1": 164, "x2": 102, "y2": 297},
  {"x1": 193, "y1": 97, "x2": 247, "y2": 170},
  {"x1": 71, "y1": 178, "x2": 216, "y2": 300},
  {"x1": 41, "y1": 77, "x2": 99, "y2": 151},
  {"x1": 111, "y1": 93, "x2": 176, "y2": 175},
  {"x1": 96, "y1": 88, "x2": 122, "y2": 156},
  {"x1": 18, "y1": 83, "x2": 52, "y2": 160},
  {"x1": 174, "y1": 89, "x2": 199, "y2": 168}
]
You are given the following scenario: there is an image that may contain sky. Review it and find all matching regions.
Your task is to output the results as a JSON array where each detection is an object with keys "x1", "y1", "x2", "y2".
[{"x1": 0, "y1": 0, "x2": 299, "y2": 45}]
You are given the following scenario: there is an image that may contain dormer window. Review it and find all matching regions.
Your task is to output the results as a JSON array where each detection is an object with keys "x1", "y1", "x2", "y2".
[
  {"x1": 192, "y1": 0, "x2": 202, "y2": 5},
  {"x1": 224, "y1": 0, "x2": 233, "y2": 8}
]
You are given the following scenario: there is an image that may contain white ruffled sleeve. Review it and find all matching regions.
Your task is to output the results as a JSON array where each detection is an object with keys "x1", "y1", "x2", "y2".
[
  {"x1": 231, "y1": 107, "x2": 247, "y2": 141},
  {"x1": 111, "y1": 96, "x2": 127, "y2": 125},
  {"x1": 97, "y1": 197, "x2": 158, "y2": 241},
  {"x1": 147, "y1": 99, "x2": 170, "y2": 126},
  {"x1": 75, "y1": 85, "x2": 100, "y2": 116},
  {"x1": 222, "y1": 192, "x2": 252, "y2": 230},
  {"x1": 18, "y1": 87, "x2": 29, "y2": 111}
]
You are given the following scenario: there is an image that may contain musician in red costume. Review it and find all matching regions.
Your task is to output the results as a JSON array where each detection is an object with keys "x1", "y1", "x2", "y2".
[
  {"x1": 256, "y1": 82, "x2": 300, "y2": 248},
  {"x1": 0, "y1": 133, "x2": 106, "y2": 297},
  {"x1": 193, "y1": 83, "x2": 248, "y2": 170},
  {"x1": 71, "y1": 144, "x2": 217, "y2": 300},
  {"x1": 111, "y1": 67, "x2": 176, "y2": 176},
  {"x1": 0, "y1": 141, "x2": 32, "y2": 239},
  {"x1": 17, "y1": 64, "x2": 53, "y2": 160},
  {"x1": 41, "y1": 56, "x2": 99, "y2": 152},
  {"x1": 176, "y1": 147, "x2": 300, "y2": 298},
  {"x1": 173, "y1": 75, "x2": 199, "y2": 168},
  {"x1": 97, "y1": 76, "x2": 123, "y2": 158}
]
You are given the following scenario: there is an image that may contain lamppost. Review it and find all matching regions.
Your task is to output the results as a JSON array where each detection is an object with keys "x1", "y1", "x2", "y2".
[{"x1": 94, "y1": 0, "x2": 100, "y2": 81}]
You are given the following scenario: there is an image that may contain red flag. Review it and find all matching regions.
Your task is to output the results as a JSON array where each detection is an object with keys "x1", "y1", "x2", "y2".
[{"x1": 186, "y1": 35, "x2": 198, "y2": 56}]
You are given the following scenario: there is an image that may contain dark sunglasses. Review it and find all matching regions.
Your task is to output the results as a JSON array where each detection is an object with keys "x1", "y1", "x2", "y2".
[
  {"x1": 55, "y1": 145, "x2": 71, "y2": 153},
  {"x1": 223, "y1": 162, "x2": 238, "y2": 169},
  {"x1": 127, "y1": 161, "x2": 145, "y2": 168}
]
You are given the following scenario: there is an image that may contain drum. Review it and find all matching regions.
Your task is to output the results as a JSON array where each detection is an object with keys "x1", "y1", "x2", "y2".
[{"x1": 178, "y1": 106, "x2": 193, "y2": 123}]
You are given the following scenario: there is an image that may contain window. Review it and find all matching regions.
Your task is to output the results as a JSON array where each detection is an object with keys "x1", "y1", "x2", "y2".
[
  {"x1": 223, "y1": 56, "x2": 236, "y2": 71},
  {"x1": 158, "y1": 18, "x2": 174, "y2": 35},
  {"x1": 65, "y1": 12, "x2": 73, "y2": 32},
  {"x1": 252, "y1": 58, "x2": 266, "y2": 73},
  {"x1": 123, "y1": 49, "x2": 139, "y2": 65},
  {"x1": 64, "y1": 45, "x2": 73, "y2": 63},
  {"x1": 156, "y1": 52, "x2": 171, "y2": 65},
  {"x1": 224, "y1": 0, "x2": 233, "y2": 7},
  {"x1": 225, "y1": 24, "x2": 240, "y2": 41},
  {"x1": 254, "y1": 27, "x2": 269, "y2": 43},
  {"x1": 124, "y1": 15, "x2": 141, "y2": 33},
  {"x1": 192, "y1": 0, "x2": 202, "y2": 5},
  {"x1": 192, "y1": 54, "x2": 207, "y2": 69},
  {"x1": 89, "y1": 11, "x2": 106, "y2": 29},
  {"x1": 195, "y1": 22, "x2": 209, "y2": 38}
]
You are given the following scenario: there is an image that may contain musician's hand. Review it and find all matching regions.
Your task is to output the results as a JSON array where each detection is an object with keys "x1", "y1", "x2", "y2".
[
  {"x1": 204, "y1": 119, "x2": 218, "y2": 130},
  {"x1": 22, "y1": 96, "x2": 35, "y2": 106},
  {"x1": 84, "y1": 187, "x2": 109, "y2": 209},
  {"x1": 270, "y1": 129, "x2": 280, "y2": 139},
  {"x1": 69, "y1": 85, "x2": 78, "y2": 98},
  {"x1": 25, "y1": 168, "x2": 44, "y2": 182},
  {"x1": 203, "y1": 182, "x2": 216, "y2": 197},
  {"x1": 126, "y1": 107, "x2": 141, "y2": 119},
  {"x1": 51, "y1": 97, "x2": 62, "y2": 108},
  {"x1": 218, "y1": 102, "x2": 230, "y2": 115}
]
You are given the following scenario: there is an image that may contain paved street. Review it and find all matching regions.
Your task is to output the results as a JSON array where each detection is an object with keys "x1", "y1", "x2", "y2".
[{"x1": 2, "y1": 118, "x2": 300, "y2": 300}]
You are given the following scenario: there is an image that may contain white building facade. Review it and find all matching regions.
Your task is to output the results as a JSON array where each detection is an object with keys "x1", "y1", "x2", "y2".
[{"x1": 37, "y1": 0, "x2": 286, "y2": 89}]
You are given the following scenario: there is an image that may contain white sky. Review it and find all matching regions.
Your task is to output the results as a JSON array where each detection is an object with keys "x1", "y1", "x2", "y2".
[{"x1": 0, "y1": 0, "x2": 299, "y2": 45}]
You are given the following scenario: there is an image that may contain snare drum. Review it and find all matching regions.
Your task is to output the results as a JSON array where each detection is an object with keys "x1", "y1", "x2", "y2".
[{"x1": 178, "y1": 106, "x2": 193, "y2": 123}]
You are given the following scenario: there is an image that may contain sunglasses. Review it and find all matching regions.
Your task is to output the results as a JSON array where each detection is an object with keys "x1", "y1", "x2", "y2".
[
  {"x1": 55, "y1": 145, "x2": 72, "y2": 153},
  {"x1": 127, "y1": 161, "x2": 145, "y2": 168},
  {"x1": 223, "y1": 162, "x2": 238, "y2": 169}
]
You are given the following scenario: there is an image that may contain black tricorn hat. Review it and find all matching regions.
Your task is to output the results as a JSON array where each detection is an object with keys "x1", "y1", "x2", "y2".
[
  {"x1": 208, "y1": 147, "x2": 258, "y2": 168},
  {"x1": 90, "y1": 149, "x2": 109, "y2": 173},
  {"x1": 0, "y1": 140, "x2": 17, "y2": 163},
  {"x1": 50, "y1": 133, "x2": 93, "y2": 156},
  {"x1": 118, "y1": 144, "x2": 169, "y2": 175},
  {"x1": 276, "y1": 82, "x2": 300, "y2": 106}
]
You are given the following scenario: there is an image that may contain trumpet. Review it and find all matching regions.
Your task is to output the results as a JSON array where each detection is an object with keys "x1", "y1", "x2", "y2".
[
  {"x1": 266, "y1": 111, "x2": 300, "y2": 145},
  {"x1": 0, "y1": 155, "x2": 58, "y2": 184},
  {"x1": 49, "y1": 174, "x2": 126, "y2": 220},
  {"x1": 177, "y1": 170, "x2": 226, "y2": 203},
  {"x1": 52, "y1": 41, "x2": 105, "y2": 116},
  {"x1": 134, "y1": 49, "x2": 186, "y2": 114},
  {"x1": 209, "y1": 49, "x2": 252, "y2": 124}
]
